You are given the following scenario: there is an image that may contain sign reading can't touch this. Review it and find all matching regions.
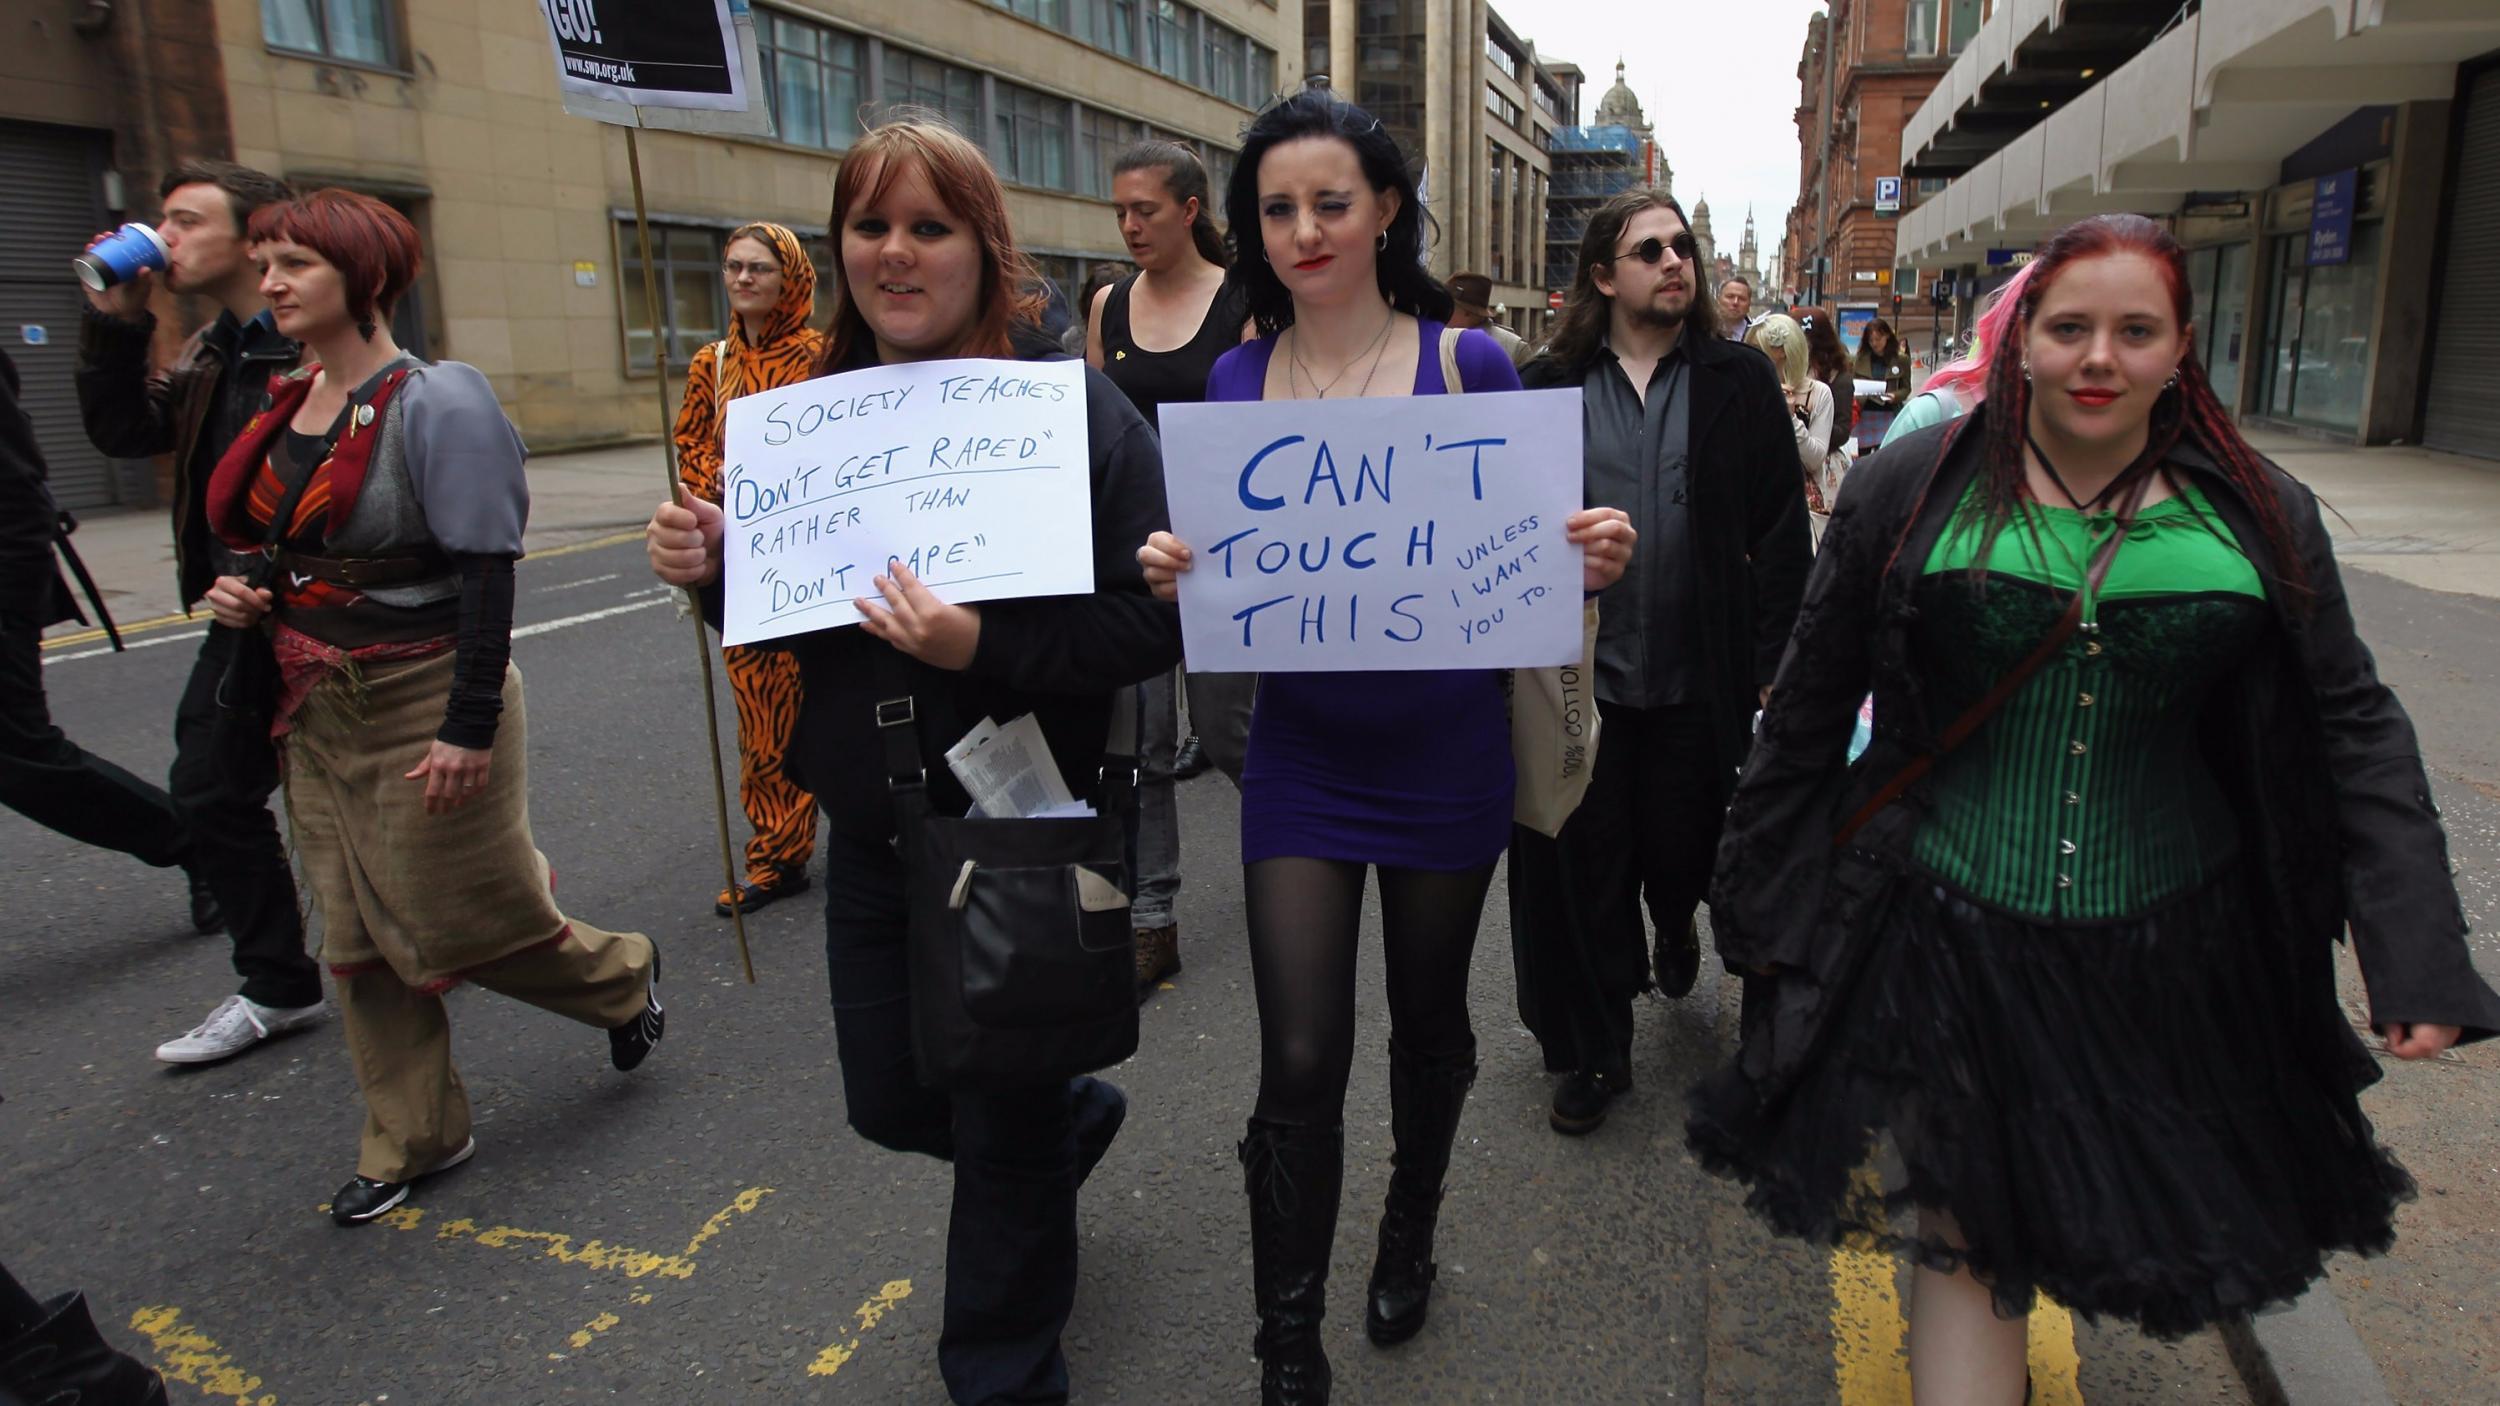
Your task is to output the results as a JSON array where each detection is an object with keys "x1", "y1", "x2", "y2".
[
  {"x1": 717, "y1": 358, "x2": 1095, "y2": 647},
  {"x1": 1158, "y1": 389, "x2": 1585, "y2": 673}
]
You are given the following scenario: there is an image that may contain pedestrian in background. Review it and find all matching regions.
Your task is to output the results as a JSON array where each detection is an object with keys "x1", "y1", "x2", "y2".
[
  {"x1": 1692, "y1": 212, "x2": 2500, "y2": 1404},
  {"x1": 1063, "y1": 262, "x2": 1128, "y2": 357},
  {"x1": 1089, "y1": 139, "x2": 1248, "y2": 994},
  {"x1": 1743, "y1": 313, "x2": 1841, "y2": 538},
  {"x1": 1791, "y1": 305, "x2": 1857, "y2": 462},
  {"x1": 1881, "y1": 260, "x2": 2037, "y2": 446},
  {"x1": 1717, "y1": 274, "x2": 1756, "y2": 342},
  {"x1": 1508, "y1": 189, "x2": 1809, "y2": 1136},
  {"x1": 1853, "y1": 316, "x2": 1912, "y2": 408},
  {"x1": 671, "y1": 221, "x2": 824, "y2": 918},
  {"x1": 648, "y1": 119, "x2": 1179, "y2": 1406},
  {"x1": 73, "y1": 159, "x2": 329, "y2": 1066},
  {"x1": 201, "y1": 190, "x2": 663, "y2": 1227},
  {"x1": 1445, "y1": 273, "x2": 1531, "y2": 366},
  {"x1": 0, "y1": 347, "x2": 199, "y2": 911},
  {"x1": 1141, "y1": 90, "x2": 1633, "y2": 1403}
]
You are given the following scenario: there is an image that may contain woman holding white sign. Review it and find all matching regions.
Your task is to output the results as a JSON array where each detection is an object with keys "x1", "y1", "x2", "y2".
[
  {"x1": 646, "y1": 119, "x2": 1180, "y2": 1406},
  {"x1": 1137, "y1": 90, "x2": 1634, "y2": 1405}
]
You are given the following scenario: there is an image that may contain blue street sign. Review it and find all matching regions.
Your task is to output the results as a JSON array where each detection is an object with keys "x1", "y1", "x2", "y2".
[{"x1": 2308, "y1": 168, "x2": 2355, "y2": 267}]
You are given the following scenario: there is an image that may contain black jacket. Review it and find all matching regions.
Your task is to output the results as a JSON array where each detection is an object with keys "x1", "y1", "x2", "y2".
[
  {"x1": 1520, "y1": 330, "x2": 1812, "y2": 782},
  {"x1": 703, "y1": 336, "x2": 1183, "y2": 840},
  {"x1": 1711, "y1": 408, "x2": 2500, "y2": 1052},
  {"x1": 0, "y1": 349, "x2": 80, "y2": 629},
  {"x1": 74, "y1": 304, "x2": 301, "y2": 607}
]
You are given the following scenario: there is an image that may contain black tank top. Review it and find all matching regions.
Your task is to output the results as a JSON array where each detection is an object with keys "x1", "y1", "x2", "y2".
[{"x1": 1099, "y1": 273, "x2": 1244, "y2": 430}]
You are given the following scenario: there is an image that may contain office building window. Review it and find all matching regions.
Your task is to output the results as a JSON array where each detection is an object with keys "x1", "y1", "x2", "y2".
[
  {"x1": 1488, "y1": 145, "x2": 1507, "y2": 281},
  {"x1": 887, "y1": 50, "x2": 983, "y2": 137},
  {"x1": 1485, "y1": 36, "x2": 1519, "y2": 81},
  {"x1": 1487, "y1": 87, "x2": 1522, "y2": 130},
  {"x1": 1204, "y1": 23, "x2": 1245, "y2": 104},
  {"x1": 1303, "y1": 0, "x2": 1328, "y2": 79},
  {"x1": 617, "y1": 223, "x2": 729, "y2": 374},
  {"x1": 1078, "y1": 108, "x2": 1137, "y2": 197},
  {"x1": 1146, "y1": 0, "x2": 1194, "y2": 85},
  {"x1": 1206, "y1": 145, "x2": 1236, "y2": 203},
  {"x1": 262, "y1": 0, "x2": 397, "y2": 67},
  {"x1": 995, "y1": 83, "x2": 1072, "y2": 190},
  {"x1": 1533, "y1": 78, "x2": 1562, "y2": 122},
  {"x1": 1946, "y1": 0, "x2": 1982, "y2": 55},
  {"x1": 1250, "y1": 43, "x2": 1276, "y2": 103},
  {"x1": 2260, "y1": 222, "x2": 2381, "y2": 433},
  {"x1": 758, "y1": 10, "x2": 864, "y2": 151},
  {"x1": 1076, "y1": 0, "x2": 1140, "y2": 60},
  {"x1": 991, "y1": 0, "x2": 1070, "y2": 27}
]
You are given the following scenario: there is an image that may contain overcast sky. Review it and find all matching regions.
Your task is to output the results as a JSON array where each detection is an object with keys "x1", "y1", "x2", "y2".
[{"x1": 1508, "y1": 0, "x2": 1829, "y2": 277}]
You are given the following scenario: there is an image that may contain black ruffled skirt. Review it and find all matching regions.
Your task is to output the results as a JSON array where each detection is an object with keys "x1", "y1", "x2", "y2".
[{"x1": 1687, "y1": 873, "x2": 2413, "y2": 1339}]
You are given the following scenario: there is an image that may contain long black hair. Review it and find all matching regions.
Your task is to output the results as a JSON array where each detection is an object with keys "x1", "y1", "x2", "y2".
[
  {"x1": 1112, "y1": 141, "x2": 1229, "y2": 269},
  {"x1": 1221, "y1": 89, "x2": 1450, "y2": 335}
]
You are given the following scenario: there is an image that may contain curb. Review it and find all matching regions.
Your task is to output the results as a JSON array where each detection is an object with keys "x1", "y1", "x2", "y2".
[{"x1": 2219, "y1": 1285, "x2": 2396, "y2": 1406}]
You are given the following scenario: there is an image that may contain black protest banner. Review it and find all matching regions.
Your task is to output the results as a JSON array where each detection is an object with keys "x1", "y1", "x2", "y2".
[{"x1": 542, "y1": 0, "x2": 746, "y2": 110}]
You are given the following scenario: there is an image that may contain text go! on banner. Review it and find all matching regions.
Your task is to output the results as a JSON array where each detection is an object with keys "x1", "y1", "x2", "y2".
[
  {"x1": 1159, "y1": 388, "x2": 1585, "y2": 673},
  {"x1": 718, "y1": 358, "x2": 1095, "y2": 647}
]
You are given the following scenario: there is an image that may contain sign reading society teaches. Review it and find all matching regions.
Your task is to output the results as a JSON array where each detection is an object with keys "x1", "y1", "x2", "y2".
[
  {"x1": 1159, "y1": 388, "x2": 1585, "y2": 672},
  {"x1": 718, "y1": 357, "x2": 1095, "y2": 646}
]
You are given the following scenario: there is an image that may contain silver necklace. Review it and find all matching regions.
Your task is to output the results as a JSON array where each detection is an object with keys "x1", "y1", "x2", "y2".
[{"x1": 1286, "y1": 308, "x2": 1396, "y2": 399}]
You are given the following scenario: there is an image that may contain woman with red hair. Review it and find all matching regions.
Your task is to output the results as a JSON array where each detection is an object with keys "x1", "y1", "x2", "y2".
[
  {"x1": 1692, "y1": 213, "x2": 2500, "y2": 1400},
  {"x1": 647, "y1": 119, "x2": 1179, "y2": 1404},
  {"x1": 200, "y1": 188, "x2": 662, "y2": 1228}
]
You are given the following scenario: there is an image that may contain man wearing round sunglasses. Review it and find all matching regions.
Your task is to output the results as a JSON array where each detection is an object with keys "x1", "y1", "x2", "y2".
[{"x1": 1510, "y1": 189, "x2": 1812, "y2": 1135}]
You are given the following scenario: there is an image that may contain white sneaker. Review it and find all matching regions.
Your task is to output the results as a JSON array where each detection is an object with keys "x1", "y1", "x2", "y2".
[{"x1": 154, "y1": 993, "x2": 329, "y2": 1064}]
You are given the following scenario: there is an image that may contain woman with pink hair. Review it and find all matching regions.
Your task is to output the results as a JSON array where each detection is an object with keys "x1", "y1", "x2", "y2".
[{"x1": 1880, "y1": 260, "x2": 2037, "y2": 446}]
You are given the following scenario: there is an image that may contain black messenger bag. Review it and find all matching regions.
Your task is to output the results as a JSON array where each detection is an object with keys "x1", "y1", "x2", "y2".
[{"x1": 876, "y1": 654, "x2": 1142, "y2": 1092}]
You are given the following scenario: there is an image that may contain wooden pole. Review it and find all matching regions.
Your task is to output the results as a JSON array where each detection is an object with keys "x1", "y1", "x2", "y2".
[{"x1": 625, "y1": 123, "x2": 756, "y2": 984}]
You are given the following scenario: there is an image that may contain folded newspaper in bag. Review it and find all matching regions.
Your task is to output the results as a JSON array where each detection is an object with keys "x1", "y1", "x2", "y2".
[{"x1": 944, "y1": 714, "x2": 1094, "y2": 819}]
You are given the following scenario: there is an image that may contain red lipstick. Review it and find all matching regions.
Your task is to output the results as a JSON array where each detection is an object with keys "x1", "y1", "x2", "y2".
[{"x1": 2069, "y1": 388, "x2": 2120, "y2": 407}]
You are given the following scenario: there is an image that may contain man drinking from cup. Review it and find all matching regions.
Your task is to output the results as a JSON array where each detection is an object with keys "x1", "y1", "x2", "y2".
[{"x1": 72, "y1": 159, "x2": 329, "y2": 1067}]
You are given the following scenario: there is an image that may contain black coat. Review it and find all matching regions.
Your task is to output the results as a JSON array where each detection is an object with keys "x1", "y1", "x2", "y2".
[
  {"x1": 1710, "y1": 408, "x2": 2500, "y2": 1058},
  {"x1": 1520, "y1": 330, "x2": 1812, "y2": 784},
  {"x1": 0, "y1": 349, "x2": 80, "y2": 630},
  {"x1": 703, "y1": 336, "x2": 1183, "y2": 840}
]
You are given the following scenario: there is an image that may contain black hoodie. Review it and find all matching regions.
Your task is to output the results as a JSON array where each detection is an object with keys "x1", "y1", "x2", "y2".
[{"x1": 702, "y1": 327, "x2": 1183, "y2": 839}]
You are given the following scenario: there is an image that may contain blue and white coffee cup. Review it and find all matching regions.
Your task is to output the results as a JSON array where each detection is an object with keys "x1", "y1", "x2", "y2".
[{"x1": 73, "y1": 222, "x2": 170, "y2": 292}]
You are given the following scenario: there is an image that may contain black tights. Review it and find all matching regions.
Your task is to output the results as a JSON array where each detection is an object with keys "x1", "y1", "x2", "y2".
[{"x1": 1244, "y1": 857, "x2": 1497, "y2": 1128}]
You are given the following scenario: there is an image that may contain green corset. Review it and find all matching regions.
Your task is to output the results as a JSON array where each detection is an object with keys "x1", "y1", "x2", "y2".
[{"x1": 1909, "y1": 485, "x2": 2266, "y2": 920}]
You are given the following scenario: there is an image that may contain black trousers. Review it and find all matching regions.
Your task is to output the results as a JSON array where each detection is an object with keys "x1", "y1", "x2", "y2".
[
  {"x1": 173, "y1": 624, "x2": 319, "y2": 1008},
  {"x1": 821, "y1": 830, "x2": 1084, "y2": 1406},
  {"x1": 0, "y1": 610, "x2": 187, "y2": 868},
  {"x1": 1509, "y1": 699, "x2": 1726, "y2": 1077}
]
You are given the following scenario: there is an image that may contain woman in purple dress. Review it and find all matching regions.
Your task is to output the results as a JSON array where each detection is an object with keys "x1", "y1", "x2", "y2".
[{"x1": 1140, "y1": 91, "x2": 1634, "y2": 1405}]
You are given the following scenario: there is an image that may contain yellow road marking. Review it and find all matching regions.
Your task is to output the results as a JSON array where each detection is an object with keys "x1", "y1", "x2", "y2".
[
  {"x1": 41, "y1": 527, "x2": 647, "y2": 651},
  {"x1": 807, "y1": 1279, "x2": 915, "y2": 1378},
  {"x1": 682, "y1": 1184, "x2": 773, "y2": 1256},
  {"x1": 435, "y1": 1217, "x2": 699, "y2": 1278},
  {"x1": 544, "y1": 1187, "x2": 774, "y2": 1361},
  {"x1": 567, "y1": 1312, "x2": 622, "y2": 1349},
  {"x1": 1829, "y1": 1166, "x2": 2089, "y2": 1402},
  {"x1": 127, "y1": 1306, "x2": 277, "y2": 1405}
]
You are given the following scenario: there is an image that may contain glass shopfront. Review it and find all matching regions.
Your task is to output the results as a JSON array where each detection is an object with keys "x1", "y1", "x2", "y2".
[
  {"x1": 2259, "y1": 221, "x2": 2381, "y2": 434},
  {"x1": 2185, "y1": 242, "x2": 2250, "y2": 411}
]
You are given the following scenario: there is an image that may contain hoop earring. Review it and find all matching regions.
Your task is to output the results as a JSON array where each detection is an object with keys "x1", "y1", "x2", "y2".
[{"x1": 1376, "y1": 230, "x2": 1388, "y2": 252}]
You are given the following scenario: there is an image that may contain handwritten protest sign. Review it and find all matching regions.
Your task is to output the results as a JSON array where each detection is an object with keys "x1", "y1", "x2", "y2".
[
  {"x1": 1159, "y1": 388, "x2": 1584, "y2": 671},
  {"x1": 718, "y1": 358, "x2": 1094, "y2": 646}
]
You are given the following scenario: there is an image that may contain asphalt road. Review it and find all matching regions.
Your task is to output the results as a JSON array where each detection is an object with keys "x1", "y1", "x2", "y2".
[{"x1": 32, "y1": 531, "x2": 2498, "y2": 1404}]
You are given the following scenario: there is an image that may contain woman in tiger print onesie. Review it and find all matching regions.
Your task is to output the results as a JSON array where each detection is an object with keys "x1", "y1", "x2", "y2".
[{"x1": 672, "y1": 222, "x2": 825, "y2": 914}]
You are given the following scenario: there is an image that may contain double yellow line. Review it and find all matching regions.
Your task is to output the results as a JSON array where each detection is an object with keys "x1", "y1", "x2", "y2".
[{"x1": 38, "y1": 527, "x2": 649, "y2": 653}]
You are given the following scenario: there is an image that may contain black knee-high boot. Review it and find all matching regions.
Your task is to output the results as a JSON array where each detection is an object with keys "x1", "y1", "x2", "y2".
[
  {"x1": 0, "y1": 1291, "x2": 170, "y2": 1406},
  {"x1": 1240, "y1": 1119, "x2": 1342, "y2": 1406},
  {"x1": 1365, "y1": 1037, "x2": 1478, "y2": 1346}
]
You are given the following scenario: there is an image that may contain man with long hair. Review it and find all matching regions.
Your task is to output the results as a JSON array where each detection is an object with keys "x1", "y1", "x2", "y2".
[{"x1": 1510, "y1": 187, "x2": 1811, "y2": 1134}]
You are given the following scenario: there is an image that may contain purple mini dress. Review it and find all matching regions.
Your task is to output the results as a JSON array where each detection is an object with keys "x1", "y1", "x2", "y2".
[{"x1": 1204, "y1": 321, "x2": 1522, "y2": 871}]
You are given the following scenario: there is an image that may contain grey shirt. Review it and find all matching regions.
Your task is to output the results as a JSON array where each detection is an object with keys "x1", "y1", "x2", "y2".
[{"x1": 1584, "y1": 337, "x2": 1697, "y2": 708}]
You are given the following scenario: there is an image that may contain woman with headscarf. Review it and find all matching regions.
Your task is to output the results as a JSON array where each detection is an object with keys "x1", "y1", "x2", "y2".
[{"x1": 671, "y1": 222, "x2": 827, "y2": 916}]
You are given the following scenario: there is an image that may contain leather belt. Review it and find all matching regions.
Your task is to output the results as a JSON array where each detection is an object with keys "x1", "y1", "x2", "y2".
[{"x1": 270, "y1": 549, "x2": 452, "y2": 588}]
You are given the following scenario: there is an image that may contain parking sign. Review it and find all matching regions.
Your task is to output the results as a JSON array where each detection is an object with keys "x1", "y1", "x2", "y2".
[{"x1": 1875, "y1": 176, "x2": 1902, "y2": 214}]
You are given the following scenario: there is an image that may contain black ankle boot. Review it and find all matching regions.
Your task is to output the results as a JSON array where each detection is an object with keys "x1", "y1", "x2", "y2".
[
  {"x1": 0, "y1": 1292, "x2": 169, "y2": 1406},
  {"x1": 1239, "y1": 1119, "x2": 1342, "y2": 1406},
  {"x1": 1366, "y1": 1038, "x2": 1478, "y2": 1347}
]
